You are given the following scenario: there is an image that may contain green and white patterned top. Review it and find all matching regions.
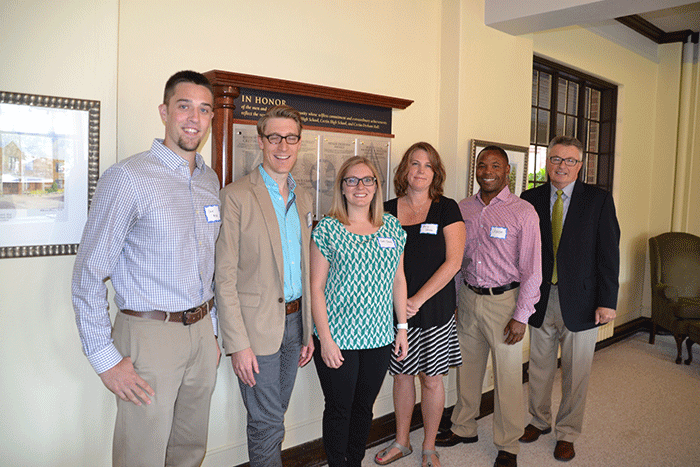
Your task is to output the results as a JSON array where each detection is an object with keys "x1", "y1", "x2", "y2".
[{"x1": 312, "y1": 213, "x2": 407, "y2": 350}]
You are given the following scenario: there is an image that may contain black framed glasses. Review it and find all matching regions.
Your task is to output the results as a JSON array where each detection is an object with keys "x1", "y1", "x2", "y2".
[
  {"x1": 263, "y1": 133, "x2": 300, "y2": 145},
  {"x1": 343, "y1": 176, "x2": 377, "y2": 187},
  {"x1": 549, "y1": 156, "x2": 581, "y2": 167}
]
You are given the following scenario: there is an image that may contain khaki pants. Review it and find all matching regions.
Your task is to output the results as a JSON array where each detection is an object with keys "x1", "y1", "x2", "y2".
[
  {"x1": 112, "y1": 311, "x2": 218, "y2": 467},
  {"x1": 451, "y1": 286, "x2": 523, "y2": 455},
  {"x1": 527, "y1": 285, "x2": 598, "y2": 443}
]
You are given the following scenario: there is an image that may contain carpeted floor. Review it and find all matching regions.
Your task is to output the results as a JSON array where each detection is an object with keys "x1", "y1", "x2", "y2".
[{"x1": 363, "y1": 332, "x2": 700, "y2": 466}]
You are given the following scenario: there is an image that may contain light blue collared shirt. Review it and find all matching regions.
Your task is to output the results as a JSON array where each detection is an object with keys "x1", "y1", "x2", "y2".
[
  {"x1": 259, "y1": 165, "x2": 303, "y2": 302},
  {"x1": 550, "y1": 181, "x2": 576, "y2": 224}
]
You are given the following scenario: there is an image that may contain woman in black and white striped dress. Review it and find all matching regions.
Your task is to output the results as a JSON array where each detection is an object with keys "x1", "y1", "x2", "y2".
[{"x1": 374, "y1": 142, "x2": 465, "y2": 467}]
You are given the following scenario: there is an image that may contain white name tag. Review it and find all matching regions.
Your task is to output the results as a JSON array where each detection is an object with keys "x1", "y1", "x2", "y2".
[
  {"x1": 490, "y1": 226, "x2": 507, "y2": 239},
  {"x1": 420, "y1": 223, "x2": 438, "y2": 235},
  {"x1": 204, "y1": 205, "x2": 221, "y2": 223},
  {"x1": 306, "y1": 212, "x2": 313, "y2": 228},
  {"x1": 377, "y1": 237, "x2": 396, "y2": 249}
]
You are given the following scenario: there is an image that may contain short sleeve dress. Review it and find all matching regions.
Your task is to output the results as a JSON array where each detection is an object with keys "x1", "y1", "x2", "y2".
[
  {"x1": 312, "y1": 213, "x2": 407, "y2": 350},
  {"x1": 384, "y1": 196, "x2": 463, "y2": 376}
]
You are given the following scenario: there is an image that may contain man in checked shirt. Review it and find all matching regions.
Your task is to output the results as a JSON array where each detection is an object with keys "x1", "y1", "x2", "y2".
[
  {"x1": 435, "y1": 146, "x2": 542, "y2": 467},
  {"x1": 72, "y1": 70, "x2": 221, "y2": 467}
]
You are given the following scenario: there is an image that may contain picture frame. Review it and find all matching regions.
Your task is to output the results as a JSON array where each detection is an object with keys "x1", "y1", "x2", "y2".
[
  {"x1": 468, "y1": 139, "x2": 529, "y2": 197},
  {"x1": 0, "y1": 92, "x2": 100, "y2": 258}
]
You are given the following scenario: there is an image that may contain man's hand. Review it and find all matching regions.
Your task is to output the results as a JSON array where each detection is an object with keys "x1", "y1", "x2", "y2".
[
  {"x1": 231, "y1": 347, "x2": 259, "y2": 387},
  {"x1": 99, "y1": 357, "x2": 155, "y2": 406},
  {"x1": 595, "y1": 307, "x2": 616, "y2": 325},
  {"x1": 503, "y1": 319, "x2": 526, "y2": 345},
  {"x1": 298, "y1": 340, "x2": 315, "y2": 367}
]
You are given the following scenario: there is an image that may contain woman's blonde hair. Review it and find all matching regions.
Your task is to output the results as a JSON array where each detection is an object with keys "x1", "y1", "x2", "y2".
[{"x1": 327, "y1": 156, "x2": 384, "y2": 227}]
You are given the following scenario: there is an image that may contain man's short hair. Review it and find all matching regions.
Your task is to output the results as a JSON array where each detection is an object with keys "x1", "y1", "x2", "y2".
[
  {"x1": 548, "y1": 136, "x2": 584, "y2": 158},
  {"x1": 163, "y1": 71, "x2": 213, "y2": 105},
  {"x1": 478, "y1": 145, "x2": 509, "y2": 165},
  {"x1": 257, "y1": 105, "x2": 303, "y2": 137}
]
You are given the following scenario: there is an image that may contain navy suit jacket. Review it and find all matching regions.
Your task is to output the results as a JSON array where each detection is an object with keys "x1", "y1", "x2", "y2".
[{"x1": 521, "y1": 180, "x2": 620, "y2": 332}]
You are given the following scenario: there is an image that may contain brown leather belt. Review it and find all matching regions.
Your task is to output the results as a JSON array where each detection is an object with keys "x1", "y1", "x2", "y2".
[
  {"x1": 465, "y1": 280, "x2": 520, "y2": 296},
  {"x1": 120, "y1": 298, "x2": 214, "y2": 325},
  {"x1": 285, "y1": 297, "x2": 301, "y2": 315}
]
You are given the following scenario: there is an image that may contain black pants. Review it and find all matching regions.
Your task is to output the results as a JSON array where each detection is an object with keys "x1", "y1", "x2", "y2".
[{"x1": 313, "y1": 335, "x2": 392, "y2": 467}]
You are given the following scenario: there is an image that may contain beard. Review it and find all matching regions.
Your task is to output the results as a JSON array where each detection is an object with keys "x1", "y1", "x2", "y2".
[{"x1": 176, "y1": 135, "x2": 202, "y2": 153}]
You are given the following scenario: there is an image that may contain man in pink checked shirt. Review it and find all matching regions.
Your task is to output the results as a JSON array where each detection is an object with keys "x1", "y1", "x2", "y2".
[{"x1": 435, "y1": 146, "x2": 542, "y2": 467}]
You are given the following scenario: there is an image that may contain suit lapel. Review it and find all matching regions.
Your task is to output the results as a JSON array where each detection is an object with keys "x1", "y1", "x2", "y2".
[
  {"x1": 537, "y1": 184, "x2": 553, "y2": 252},
  {"x1": 250, "y1": 169, "x2": 285, "y2": 281},
  {"x1": 561, "y1": 180, "x2": 585, "y2": 245}
]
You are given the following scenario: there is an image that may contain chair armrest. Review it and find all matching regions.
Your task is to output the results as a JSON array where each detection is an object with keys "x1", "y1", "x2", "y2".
[{"x1": 653, "y1": 283, "x2": 679, "y2": 302}]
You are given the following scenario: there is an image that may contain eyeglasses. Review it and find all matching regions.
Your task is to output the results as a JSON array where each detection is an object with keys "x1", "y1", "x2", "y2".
[
  {"x1": 263, "y1": 133, "x2": 301, "y2": 145},
  {"x1": 549, "y1": 156, "x2": 581, "y2": 167},
  {"x1": 343, "y1": 176, "x2": 377, "y2": 187}
]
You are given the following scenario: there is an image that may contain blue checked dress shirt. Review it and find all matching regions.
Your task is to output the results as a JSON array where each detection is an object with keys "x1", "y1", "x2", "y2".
[{"x1": 72, "y1": 139, "x2": 221, "y2": 374}]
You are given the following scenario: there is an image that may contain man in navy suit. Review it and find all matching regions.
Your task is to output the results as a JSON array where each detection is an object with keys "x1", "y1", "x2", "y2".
[{"x1": 519, "y1": 136, "x2": 620, "y2": 462}]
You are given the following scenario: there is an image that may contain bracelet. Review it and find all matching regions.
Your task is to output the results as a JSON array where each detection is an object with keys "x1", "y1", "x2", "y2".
[{"x1": 397, "y1": 323, "x2": 408, "y2": 330}]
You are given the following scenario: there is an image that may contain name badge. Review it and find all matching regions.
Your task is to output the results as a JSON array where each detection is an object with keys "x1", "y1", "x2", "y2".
[
  {"x1": 420, "y1": 223, "x2": 438, "y2": 235},
  {"x1": 490, "y1": 226, "x2": 507, "y2": 239},
  {"x1": 204, "y1": 205, "x2": 221, "y2": 223},
  {"x1": 306, "y1": 212, "x2": 313, "y2": 228},
  {"x1": 377, "y1": 237, "x2": 396, "y2": 249}
]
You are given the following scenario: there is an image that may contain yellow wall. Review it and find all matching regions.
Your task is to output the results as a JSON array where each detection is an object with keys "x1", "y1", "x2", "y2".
[{"x1": 0, "y1": 0, "x2": 695, "y2": 465}]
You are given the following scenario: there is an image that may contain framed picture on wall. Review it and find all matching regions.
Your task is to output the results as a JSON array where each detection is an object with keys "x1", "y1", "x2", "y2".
[
  {"x1": 468, "y1": 139, "x2": 529, "y2": 197},
  {"x1": 0, "y1": 92, "x2": 100, "y2": 258}
]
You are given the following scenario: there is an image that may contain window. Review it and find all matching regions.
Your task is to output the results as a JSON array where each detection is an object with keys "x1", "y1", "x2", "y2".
[{"x1": 529, "y1": 56, "x2": 617, "y2": 191}]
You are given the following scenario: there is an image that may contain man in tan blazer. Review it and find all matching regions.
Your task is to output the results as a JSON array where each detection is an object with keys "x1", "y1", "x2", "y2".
[{"x1": 215, "y1": 105, "x2": 314, "y2": 467}]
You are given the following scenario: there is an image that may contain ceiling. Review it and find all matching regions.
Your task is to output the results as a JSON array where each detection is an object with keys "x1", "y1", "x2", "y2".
[
  {"x1": 637, "y1": 2, "x2": 700, "y2": 35},
  {"x1": 485, "y1": 0, "x2": 699, "y2": 41},
  {"x1": 638, "y1": 2, "x2": 700, "y2": 33}
]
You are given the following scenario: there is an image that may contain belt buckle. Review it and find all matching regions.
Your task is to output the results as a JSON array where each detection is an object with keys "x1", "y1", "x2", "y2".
[{"x1": 182, "y1": 307, "x2": 196, "y2": 326}]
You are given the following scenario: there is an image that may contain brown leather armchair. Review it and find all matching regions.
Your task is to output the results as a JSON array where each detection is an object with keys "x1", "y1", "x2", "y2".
[{"x1": 649, "y1": 232, "x2": 700, "y2": 363}]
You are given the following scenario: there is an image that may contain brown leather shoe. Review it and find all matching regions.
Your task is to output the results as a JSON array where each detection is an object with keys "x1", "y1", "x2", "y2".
[
  {"x1": 434, "y1": 429, "x2": 478, "y2": 447},
  {"x1": 519, "y1": 423, "x2": 552, "y2": 443},
  {"x1": 554, "y1": 441, "x2": 575, "y2": 461},
  {"x1": 494, "y1": 450, "x2": 517, "y2": 467}
]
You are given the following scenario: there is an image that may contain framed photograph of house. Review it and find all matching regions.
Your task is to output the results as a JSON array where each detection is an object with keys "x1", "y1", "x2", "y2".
[
  {"x1": 0, "y1": 92, "x2": 100, "y2": 258},
  {"x1": 468, "y1": 139, "x2": 529, "y2": 197}
]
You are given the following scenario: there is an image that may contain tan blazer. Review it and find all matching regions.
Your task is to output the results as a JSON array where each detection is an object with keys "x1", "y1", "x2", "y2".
[{"x1": 215, "y1": 168, "x2": 313, "y2": 356}]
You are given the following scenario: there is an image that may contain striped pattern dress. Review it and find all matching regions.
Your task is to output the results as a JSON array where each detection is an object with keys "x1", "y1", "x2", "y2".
[{"x1": 385, "y1": 196, "x2": 462, "y2": 376}]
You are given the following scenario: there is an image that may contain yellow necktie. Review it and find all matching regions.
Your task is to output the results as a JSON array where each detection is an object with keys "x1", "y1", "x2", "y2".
[{"x1": 552, "y1": 190, "x2": 563, "y2": 284}]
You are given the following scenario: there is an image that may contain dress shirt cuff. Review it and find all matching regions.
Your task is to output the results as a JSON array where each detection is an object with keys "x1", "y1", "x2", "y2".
[
  {"x1": 512, "y1": 306, "x2": 534, "y2": 325},
  {"x1": 88, "y1": 344, "x2": 124, "y2": 375},
  {"x1": 210, "y1": 305, "x2": 219, "y2": 337}
]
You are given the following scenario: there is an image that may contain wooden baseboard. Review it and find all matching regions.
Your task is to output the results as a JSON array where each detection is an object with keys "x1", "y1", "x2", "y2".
[{"x1": 235, "y1": 317, "x2": 651, "y2": 467}]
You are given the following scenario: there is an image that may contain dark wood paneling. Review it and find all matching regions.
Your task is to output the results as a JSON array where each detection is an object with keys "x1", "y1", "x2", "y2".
[{"x1": 615, "y1": 15, "x2": 693, "y2": 44}]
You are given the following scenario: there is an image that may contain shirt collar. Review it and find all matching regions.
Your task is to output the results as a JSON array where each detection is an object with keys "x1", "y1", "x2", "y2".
[
  {"x1": 258, "y1": 164, "x2": 297, "y2": 193},
  {"x1": 151, "y1": 138, "x2": 206, "y2": 173},
  {"x1": 550, "y1": 181, "x2": 575, "y2": 199},
  {"x1": 477, "y1": 185, "x2": 512, "y2": 206}
]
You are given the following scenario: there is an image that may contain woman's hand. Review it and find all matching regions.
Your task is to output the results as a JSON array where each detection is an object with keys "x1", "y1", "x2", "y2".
[
  {"x1": 320, "y1": 337, "x2": 345, "y2": 369},
  {"x1": 406, "y1": 296, "x2": 423, "y2": 318},
  {"x1": 394, "y1": 329, "x2": 409, "y2": 362}
]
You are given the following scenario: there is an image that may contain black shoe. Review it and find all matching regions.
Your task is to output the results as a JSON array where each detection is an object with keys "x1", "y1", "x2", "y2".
[
  {"x1": 494, "y1": 450, "x2": 517, "y2": 467},
  {"x1": 434, "y1": 430, "x2": 478, "y2": 447}
]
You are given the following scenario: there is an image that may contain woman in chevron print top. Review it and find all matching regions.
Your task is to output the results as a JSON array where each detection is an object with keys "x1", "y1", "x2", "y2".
[{"x1": 311, "y1": 156, "x2": 408, "y2": 467}]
